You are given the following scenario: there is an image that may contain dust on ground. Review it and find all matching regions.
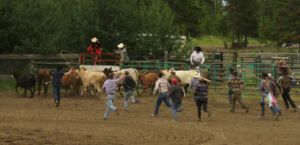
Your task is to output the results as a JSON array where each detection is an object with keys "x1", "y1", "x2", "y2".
[{"x1": 0, "y1": 91, "x2": 300, "y2": 145}]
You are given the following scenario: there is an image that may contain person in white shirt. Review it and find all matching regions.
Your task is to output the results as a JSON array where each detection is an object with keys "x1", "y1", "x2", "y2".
[
  {"x1": 190, "y1": 46, "x2": 205, "y2": 69},
  {"x1": 117, "y1": 43, "x2": 129, "y2": 65}
]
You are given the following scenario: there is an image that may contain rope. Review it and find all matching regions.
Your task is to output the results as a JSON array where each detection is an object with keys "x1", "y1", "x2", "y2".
[{"x1": 60, "y1": 50, "x2": 80, "y2": 68}]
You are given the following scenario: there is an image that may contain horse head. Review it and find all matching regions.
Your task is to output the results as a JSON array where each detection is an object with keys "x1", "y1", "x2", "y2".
[
  {"x1": 103, "y1": 67, "x2": 113, "y2": 77},
  {"x1": 10, "y1": 69, "x2": 18, "y2": 79}
]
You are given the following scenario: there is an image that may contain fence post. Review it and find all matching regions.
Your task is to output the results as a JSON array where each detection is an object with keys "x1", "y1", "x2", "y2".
[{"x1": 164, "y1": 51, "x2": 168, "y2": 69}]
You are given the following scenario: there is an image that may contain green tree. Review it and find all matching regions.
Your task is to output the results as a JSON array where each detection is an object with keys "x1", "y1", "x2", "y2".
[
  {"x1": 225, "y1": 0, "x2": 259, "y2": 47},
  {"x1": 0, "y1": 0, "x2": 19, "y2": 53},
  {"x1": 271, "y1": 0, "x2": 300, "y2": 44}
]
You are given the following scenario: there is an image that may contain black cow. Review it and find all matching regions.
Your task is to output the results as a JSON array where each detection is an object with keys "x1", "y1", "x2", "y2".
[{"x1": 10, "y1": 70, "x2": 36, "y2": 98}]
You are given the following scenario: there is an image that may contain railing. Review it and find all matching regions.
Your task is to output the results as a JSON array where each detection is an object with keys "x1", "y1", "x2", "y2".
[
  {"x1": 79, "y1": 52, "x2": 120, "y2": 65},
  {"x1": 121, "y1": 61, "x2": 190, "y2": 71}
]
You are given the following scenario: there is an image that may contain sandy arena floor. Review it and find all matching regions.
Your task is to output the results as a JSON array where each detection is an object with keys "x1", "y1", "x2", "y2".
[{"x1": 0, "y1": 91, "x2": 300, "y2": 145}]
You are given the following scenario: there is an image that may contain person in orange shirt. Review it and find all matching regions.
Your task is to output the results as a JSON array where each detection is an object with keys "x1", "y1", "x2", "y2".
[{"x1": 87, "y1": 37, "x2": 102, "y2": 65}]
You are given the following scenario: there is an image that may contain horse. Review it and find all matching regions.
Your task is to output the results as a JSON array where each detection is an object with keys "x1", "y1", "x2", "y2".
[
  {"x1": 138, "y1": 71, "x2": 159, "y2": 95},
  {"x1": 10, "y1": 70, "x2": 36, "y2": 98},
  {"x1": 37, "y1": 69, "x2": 51, "y2": 96}
]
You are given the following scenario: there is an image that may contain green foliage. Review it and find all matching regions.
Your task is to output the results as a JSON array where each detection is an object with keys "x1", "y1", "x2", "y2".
[
  {"x1": 0, "y1": 79, "x2": 14, "y2": 91},
  {"x1": 0, "y1": 0, "x2": 298, "y2": 56},
  {"x1": 225, "y1": 0, "x2": 259, "y2": 46}
]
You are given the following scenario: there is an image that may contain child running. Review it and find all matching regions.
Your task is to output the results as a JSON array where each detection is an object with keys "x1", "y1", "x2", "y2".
[
  {"x1": 259, "y1": 72, "x2": 280, "y2": 120},
  {"x1": 168, "y1": 78, "x2": 185, "y2": 121},
  {"x1": 228, "y1": 71, "x2": 250, "y2": 113},
  {"x1": 193, "y1": 74, "x2": 211, "y2": 122}
]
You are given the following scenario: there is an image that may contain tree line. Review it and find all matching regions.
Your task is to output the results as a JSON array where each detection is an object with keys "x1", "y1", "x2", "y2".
[{"x1": 0, "y1": 0, "x2": 299, "y2": 59}]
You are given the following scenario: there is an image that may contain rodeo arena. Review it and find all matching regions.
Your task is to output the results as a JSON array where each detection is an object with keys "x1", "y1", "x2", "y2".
[{"x1": 1, "y1": 38, "x2": 300, "y2": 145}]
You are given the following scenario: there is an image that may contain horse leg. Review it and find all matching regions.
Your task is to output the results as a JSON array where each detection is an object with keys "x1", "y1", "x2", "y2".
[
  {"x1": 30, "y1": 88, "x2": 34, "y2": 98},
  {"x1": 82, "y1": 86, "x2": 87, "y2": 97},
  {"x1": 44, "y1": 82, "x2": 48, "y2": 96},
  {"x1": 24, "y1": 88, "x2": 27, "y2": 97},
  {"x1": 37, "y1": 79, "x2": 41, "y2": 95},
  {"x1": 15, "y1": 85, "x2": 19, "y2": 94}
]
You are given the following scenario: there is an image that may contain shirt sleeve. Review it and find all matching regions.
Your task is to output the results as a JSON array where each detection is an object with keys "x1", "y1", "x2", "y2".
[
  {"x1": 153, "y1": 80, "x2": 159, "y2": 95},
  {"x1": 190, "y1": 51, "x2": 194, "y2": 64},
  {"x1": 276, "y1": 76, "x2": 282, "y2": 84},
  {"x1": 200, "y1": 52, "x2": 205, "y2": 64}
]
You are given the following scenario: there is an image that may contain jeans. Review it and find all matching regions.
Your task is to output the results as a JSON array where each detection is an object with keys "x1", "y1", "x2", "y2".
[
  {"x1": 195, "y1": 98, "x2": 208, "y2": 119},
  {"x1": 171, "y1": 100, "x2": 181, "y2": 120},
  {"x1": 52, "y1": 86, "x2": 61, "y2": 103},
  {"x1": 228, "y1": 88, "x2": 233, "y2": 105},
  {"x1": 231, "y1": 91, "x2": 247, "y2": 112},
  {"x1": 282, "y1": 88, "x2": 296, "y2": 109},
  {"x1": 124, "y1": 90, "x2": 134, "y2": 110},
  {"x1": 154, "y1": 92, "x2": 171, "y2": 115},
  {"x1": 261, "y1": 94, "x2": 280, "y2": 116},
  {"x1": 270, "y1": 106, "x2": 279, "y2": 116},
  {"x1": 104, "y1": 95, "x2": 117, "y2": 119}
]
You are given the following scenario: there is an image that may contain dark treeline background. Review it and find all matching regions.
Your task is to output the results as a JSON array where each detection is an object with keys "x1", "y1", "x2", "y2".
[{"x1": 0, "y1": 0, "x2": 299, "y2": 58}]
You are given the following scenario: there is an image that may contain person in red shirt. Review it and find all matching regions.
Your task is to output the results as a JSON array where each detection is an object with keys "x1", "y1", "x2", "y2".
[{"x1": 87, "y1": 37, "x2": 102, "y2": 65}]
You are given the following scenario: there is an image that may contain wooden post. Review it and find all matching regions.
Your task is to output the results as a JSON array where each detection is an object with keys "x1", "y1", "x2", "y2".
[{"x1": 164, "y1": 51, "x2": 168, "y2": 69}]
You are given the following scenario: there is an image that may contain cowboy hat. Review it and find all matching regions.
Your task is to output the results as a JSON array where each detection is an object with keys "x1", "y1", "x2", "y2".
[
  {"x1": 170, "y1": 68, "x2": 176, "y2": 72},
  {"x1": 267, "y1": 73, "x2": 272, "y2": 78},
  {"x1": 91, "y1": 37, "x2": 98, "y2": 43},
  {"x1": 194, "y1": 73, "x2": 211, "y2": 83},
  {"x1": 117, "y1": 43, "x2": 126, "y2": 48}
]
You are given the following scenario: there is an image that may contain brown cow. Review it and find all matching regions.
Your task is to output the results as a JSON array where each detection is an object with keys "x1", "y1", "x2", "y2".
[
  {"x1": 61, "y1": 68, "x2": 80, "y2": 96},
  {"x1": 139, "y1": 71, "x2": 159, "y2": 95},
  {"x1": 37, "y1": 69, "x2": 51, "y2": 96}
]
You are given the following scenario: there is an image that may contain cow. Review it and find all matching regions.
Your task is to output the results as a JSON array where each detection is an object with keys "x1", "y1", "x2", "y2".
[
  {"x1": 78, "y1": 67, "x2": 106, "y2": 97},
  {"x1": 10, "y1": 70, "x2": 36, "y2": 98},
  {"x1": 37, "y1": 69, "x2": 51, "y2": 96},
  {"x1": 161, "y1": 69, "x2": 200, "y2": 94},
  {"x1": 61, "y1": 68, "x2": 81, "y2": 96},
  {"x1": 138, "y1": 71, "x2": 159, "y2": 95}
]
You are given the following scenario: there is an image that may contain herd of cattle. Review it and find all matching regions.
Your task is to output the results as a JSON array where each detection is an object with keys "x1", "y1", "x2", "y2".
[{"x1": 10, "y1": 67, "x2": 203, "y2": 98}]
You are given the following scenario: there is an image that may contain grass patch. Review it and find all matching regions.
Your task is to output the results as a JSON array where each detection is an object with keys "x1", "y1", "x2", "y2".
[{"x1": 0, "y1": 79, "x2": 15, "y2": 92}]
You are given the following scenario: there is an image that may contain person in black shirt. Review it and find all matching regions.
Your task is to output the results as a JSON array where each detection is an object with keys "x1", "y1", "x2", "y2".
[
  {"x1": 123, "y1": 71, "x2": 136, "y2": 111},
  {"x1": 51, "y1": 67, "x2": 70, "y2": 107}
]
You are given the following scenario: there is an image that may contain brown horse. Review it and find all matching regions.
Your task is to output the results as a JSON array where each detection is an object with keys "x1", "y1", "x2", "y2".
[
  {"x1": 37, "y1": 69, "x2": 51, "y2": 96},
  {"x1": 138, "y1": 71, "x2": 159, "y2": 95}
]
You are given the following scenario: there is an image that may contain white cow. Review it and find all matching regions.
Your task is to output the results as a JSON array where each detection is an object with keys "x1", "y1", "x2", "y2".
[
  {"x1": 161, "y1": 69, "x2": 201, "y2": 94},
  {"x1": 162, "y1": 69, "x2": 200, "y2": 84},
  {"x1": 78, "y1": 67, "x2": 106, "y2": 97},
  {"x1": 114, "y1": 68, "x2": 139, "y2": 84}
]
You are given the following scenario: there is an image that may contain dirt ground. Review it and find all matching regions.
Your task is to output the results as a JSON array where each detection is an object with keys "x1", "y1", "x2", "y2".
[{"x1": 0, "y1": 91, "x2": 300, "y2": 145}]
